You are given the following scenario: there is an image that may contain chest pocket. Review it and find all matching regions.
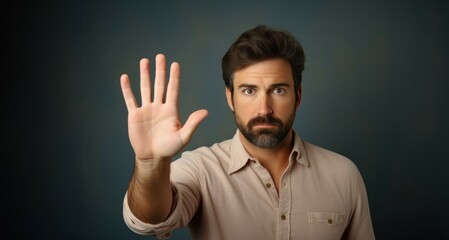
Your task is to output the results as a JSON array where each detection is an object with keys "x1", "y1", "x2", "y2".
[{"x1": 308, "y1": 212, "x2": 346, "y2": 229}]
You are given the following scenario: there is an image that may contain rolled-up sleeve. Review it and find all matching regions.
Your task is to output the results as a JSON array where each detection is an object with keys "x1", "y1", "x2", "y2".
[
  {"x1": 123, "y1": 154, "x2": 203, "y2": 239},
  {"x1": 122, "y1": 184, "x2": 184, "y2": 239}
]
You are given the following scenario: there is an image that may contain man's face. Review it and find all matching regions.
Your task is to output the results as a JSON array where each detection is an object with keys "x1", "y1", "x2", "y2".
[{"x1": 226, "y1": 58, "x2": 301, "y2": 148}]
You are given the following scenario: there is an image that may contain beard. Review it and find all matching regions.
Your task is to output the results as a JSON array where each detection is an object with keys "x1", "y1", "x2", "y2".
[{"x1": 235, "y1": 112, "x2": 295, "y2": 149}]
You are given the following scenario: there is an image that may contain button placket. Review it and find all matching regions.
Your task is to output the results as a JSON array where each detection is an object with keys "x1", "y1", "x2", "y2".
[
  {"x1": 248, "y1": 158, "x2": 279, "y2": 204},
  {"x1": 282, "y1": 176, "x2": 290, "y2": 189},
  {"x1": 277, "y1": 171, "x2": 291, "y2": 240}
]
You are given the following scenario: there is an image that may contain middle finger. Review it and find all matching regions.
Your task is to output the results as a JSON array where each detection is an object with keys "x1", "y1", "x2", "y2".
[{"x1": 153, "y1": 54, "x2": 167, "y2": 103}]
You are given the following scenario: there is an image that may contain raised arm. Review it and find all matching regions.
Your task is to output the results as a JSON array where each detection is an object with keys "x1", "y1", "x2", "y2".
[{"x1": 120, "y1": 54, "x2": 208, "y2": 224}]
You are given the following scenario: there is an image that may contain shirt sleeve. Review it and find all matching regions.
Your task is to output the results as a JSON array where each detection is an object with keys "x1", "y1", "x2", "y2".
[
  {"x1": 122, "y1": 184, "x2": 183, "y2": 239},
  {"x1": 122, "y1": 153, "x2": 203, "y2": 239},
  {"x1": 342, "y1": 166, "x2": 376, "y2": 240}
]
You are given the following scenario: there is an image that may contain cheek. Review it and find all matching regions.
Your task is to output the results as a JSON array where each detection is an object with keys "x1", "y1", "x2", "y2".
[
  {"x1": 274, "y1": 100, "x2": 296, "y2": 115},
  {"x1": 233, "y1": 97, "x2": 255, "y2": 112},
  {"x1": 233, "y1": 103, "x2": 255, "y2": 122},
  {"x1": 234, "y1": 106, "x2": 252, "y2": 120}
]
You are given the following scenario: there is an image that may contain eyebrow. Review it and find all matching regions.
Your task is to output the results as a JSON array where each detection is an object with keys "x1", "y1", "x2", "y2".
[{"x1": 237, "y1": 83, "x2": 291, "y2": 89}]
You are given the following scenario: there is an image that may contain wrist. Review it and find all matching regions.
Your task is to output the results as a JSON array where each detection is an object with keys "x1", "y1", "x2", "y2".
[{"x1": 133, "y1": 156, "x2": 171, "y2": 183}]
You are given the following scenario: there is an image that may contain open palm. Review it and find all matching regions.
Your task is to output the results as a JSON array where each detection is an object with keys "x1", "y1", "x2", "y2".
[{"x1": 120, "y1": 54, "x2": 208, "y2": 160}]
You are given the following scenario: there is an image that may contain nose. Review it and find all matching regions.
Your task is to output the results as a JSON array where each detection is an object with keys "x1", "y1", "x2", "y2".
[{"x1": 257, "y1": 94, "x2": 273, "y2": 116}]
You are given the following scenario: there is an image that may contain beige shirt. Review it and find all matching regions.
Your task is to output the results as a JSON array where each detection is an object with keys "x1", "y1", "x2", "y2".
[{"x1": 123, "y1": 130, "x2": 375, "y2": 240}]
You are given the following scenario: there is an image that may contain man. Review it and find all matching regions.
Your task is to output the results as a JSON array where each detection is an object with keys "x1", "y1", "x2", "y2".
[{"x1": 120, "y1": 25, "x2": 375, "y2": 239}]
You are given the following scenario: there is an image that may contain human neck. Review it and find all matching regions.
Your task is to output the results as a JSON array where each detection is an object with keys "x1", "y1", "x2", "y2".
[{"x1": 239, "y1": 130, "x2": 294, "y2": 170}]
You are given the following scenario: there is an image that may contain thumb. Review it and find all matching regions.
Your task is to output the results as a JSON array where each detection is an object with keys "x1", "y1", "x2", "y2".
[{"x1": 180, "y1": 109, "x2": 209, "y2": 144}]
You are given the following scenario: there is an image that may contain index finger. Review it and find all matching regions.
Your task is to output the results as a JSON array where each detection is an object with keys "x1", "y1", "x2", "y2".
[{"x1": 165, "y1": 62, "x2": 180, "y2": 105}]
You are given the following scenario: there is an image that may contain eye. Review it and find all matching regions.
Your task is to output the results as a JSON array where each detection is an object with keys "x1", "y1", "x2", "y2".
[
  {"x1": 272, "y1": 87, "x2": 286, "y2": 95},
  {"x1": 242, "y1": 88, "x2": 255, "y2": 95}
]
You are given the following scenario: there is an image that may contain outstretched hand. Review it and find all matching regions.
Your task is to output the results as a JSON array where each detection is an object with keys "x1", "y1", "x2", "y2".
[{"x1": 120, "y1": 54, "x2": 208, "y2": 161}]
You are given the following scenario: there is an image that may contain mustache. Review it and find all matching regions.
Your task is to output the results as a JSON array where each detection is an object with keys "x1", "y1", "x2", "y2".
[{"x1": 247, "y1": 115, "x2": 283, "y2": 128}]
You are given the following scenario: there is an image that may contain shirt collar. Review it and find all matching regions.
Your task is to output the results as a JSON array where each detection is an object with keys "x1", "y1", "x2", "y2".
[{"x1": 227, "y1": 129, "x2": 309, "y2": 175}]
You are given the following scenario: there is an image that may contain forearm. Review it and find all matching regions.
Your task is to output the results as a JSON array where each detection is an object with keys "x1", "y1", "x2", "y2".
[{"x1": 127, "y1": 156, "x2": 173, "y2": 224}]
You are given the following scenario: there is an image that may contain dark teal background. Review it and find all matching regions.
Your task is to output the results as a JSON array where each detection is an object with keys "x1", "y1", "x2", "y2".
[{"x1": 6, "y1": 0, "x2": 449, "y2": 239}]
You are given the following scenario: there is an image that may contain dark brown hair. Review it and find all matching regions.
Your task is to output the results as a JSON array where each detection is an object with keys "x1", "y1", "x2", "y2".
[{"x1": 222, "y1": 25, "x2": 305, "y2": 93}]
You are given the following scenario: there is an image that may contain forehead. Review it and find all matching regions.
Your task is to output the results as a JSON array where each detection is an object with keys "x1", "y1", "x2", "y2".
[{"x1": 233, "y1": 58, "x2": 294, "y2": 86}]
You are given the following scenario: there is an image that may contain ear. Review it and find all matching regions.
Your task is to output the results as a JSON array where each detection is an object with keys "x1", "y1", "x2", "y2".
[
  {"x1": 295, "y1": 85, "x2": 302, "y2": 109},
  {"x1": 225, "y1": 87, "x2": 234, "y2": 112}
]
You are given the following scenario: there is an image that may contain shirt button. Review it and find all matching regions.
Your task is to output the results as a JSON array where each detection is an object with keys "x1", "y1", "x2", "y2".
[
  {"x1": 281, "y1": 215, "x2": 286, "y2": 220},
  {"x1": 328, "y1": 219, "x2": 333, "y2": 224},
  {"x1": 265, "y1": 183, "x2": 271, "y2": 188}
]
